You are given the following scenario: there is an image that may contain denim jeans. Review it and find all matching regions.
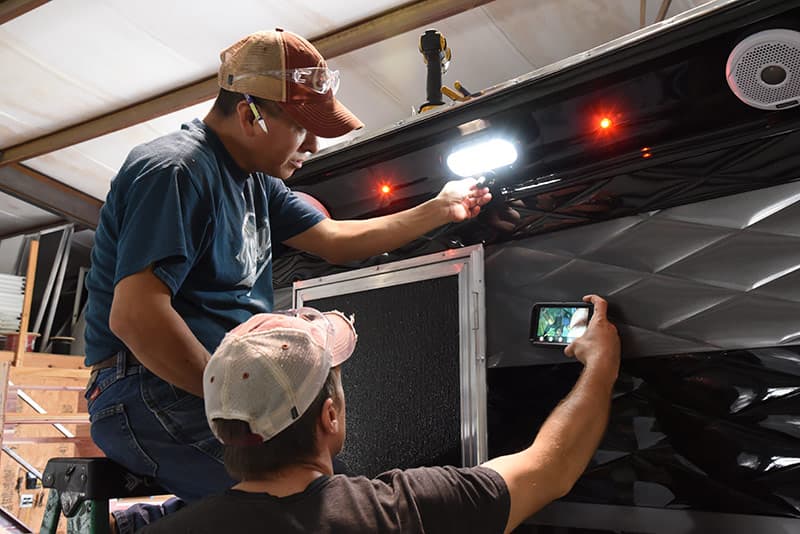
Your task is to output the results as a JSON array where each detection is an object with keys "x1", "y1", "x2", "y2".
[{"x1": 85, "y1": 351, "x2": 234, "y2": 533}]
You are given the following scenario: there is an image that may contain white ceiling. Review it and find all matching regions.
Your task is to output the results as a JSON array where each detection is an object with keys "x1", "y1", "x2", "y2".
[
  {"x1": 0, "y1": 191, "x2": 61, "y2": 235},
  {"x1": 0, "y1": 0, "x2": 707, "y2": 227}
]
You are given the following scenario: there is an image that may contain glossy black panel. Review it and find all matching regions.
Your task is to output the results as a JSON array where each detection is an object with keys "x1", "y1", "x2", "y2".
[
  {"x1": 276, "y1": 1, "x2": 800, "y2": 286},
  {"x1": 488, "y1": 346, "x2": 800, "y2": 518}
]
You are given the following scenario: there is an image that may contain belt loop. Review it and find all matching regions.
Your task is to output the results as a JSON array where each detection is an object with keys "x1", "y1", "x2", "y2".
[{"x1": 115, "y1": 349, "x2": 127, "y2": 379}]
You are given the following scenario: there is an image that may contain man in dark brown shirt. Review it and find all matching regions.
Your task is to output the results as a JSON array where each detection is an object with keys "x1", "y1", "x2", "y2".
[{"x1": 142, "y1": 295, "x2": 620, "y2": 534}]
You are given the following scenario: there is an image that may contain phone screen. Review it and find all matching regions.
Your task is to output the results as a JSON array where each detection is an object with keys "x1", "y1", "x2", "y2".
[{"x1": 530, "y1": 304, "x2": 592, "y2": 345}]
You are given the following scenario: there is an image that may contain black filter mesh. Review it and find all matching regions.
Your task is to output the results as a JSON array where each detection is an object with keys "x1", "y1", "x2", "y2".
[{"x1": 309, "y1": 275, "x2": 461, "y2": 478}]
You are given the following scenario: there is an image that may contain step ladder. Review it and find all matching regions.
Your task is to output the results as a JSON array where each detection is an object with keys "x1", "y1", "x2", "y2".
[{"x1": 39, "y1": 457, "x2": 165, "y2": 534}]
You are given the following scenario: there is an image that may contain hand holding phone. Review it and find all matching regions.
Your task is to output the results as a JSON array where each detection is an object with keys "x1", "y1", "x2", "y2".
[
  {"x1": 564, "y1": 295, "x2": 620, "y2": 377},
  {"x1": 529, "y1": 302, "x2": 594, "y2": 346}
]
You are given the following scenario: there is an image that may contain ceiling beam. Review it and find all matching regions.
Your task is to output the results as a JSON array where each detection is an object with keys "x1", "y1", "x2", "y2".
[
  {"x1": 0, "y1": 0, "x2": 49, "y2": 25},
  {"x1": 656, "y1": 0, "x2": 674, "y2": 23},
  {"x1": 0, "y1": 164, "x2": 101, "y2": 228},
  {"x1": 0, "y1": 220, "x2": 71, "y2": 242},
  {"x1": 640, "y1": 0, "x2": 646, "y2": 28},
  {"x1": 0, "y1": 0, "x2": 494, "y2": 168}
]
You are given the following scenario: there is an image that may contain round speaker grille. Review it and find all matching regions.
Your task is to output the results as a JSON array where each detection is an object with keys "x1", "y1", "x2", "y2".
[{"x1": 727, "y1": 29, "x2": 800, "y2": 110}]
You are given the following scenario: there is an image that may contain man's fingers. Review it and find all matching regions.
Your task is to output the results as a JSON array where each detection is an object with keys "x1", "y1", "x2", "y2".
[
  {"x1": 564, "y1": 342, "x2": 576, "y2": 358},
  {"x1": 460, "y1": 178, "x2": 478, "y2": 190},
  {"x1": 583, "y1": 294, "x2": 607, "y2": 320}
]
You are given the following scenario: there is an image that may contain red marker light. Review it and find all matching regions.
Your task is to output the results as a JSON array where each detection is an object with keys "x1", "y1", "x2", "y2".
[
  {"x1": 599, "y1": 117, "x2": 612, "y2": 129},
  {"x1": 380, "y1": 185, "x2": 392, "y2": 194}
]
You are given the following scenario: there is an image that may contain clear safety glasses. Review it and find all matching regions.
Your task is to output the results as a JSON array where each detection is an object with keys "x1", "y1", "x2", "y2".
[{"x1": 233, "y1": 67, "x2": 341, "y2": 96}]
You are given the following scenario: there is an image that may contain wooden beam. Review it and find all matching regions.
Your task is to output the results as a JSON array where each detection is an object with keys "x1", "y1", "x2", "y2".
[
  {"x1": 9, "y1": 366, "x2": 90, "y2": 384},
  {"x1": 0, "y1": 164, "x2": 101, "y2": 228},
  {"x1": 0, "y1": 352, "x2": 88, "y2": 369},
  {"x1": 1, "y1": 435, "x2": 94, "y2": 445},
  {"x1": 0, "y1": 0, "x2": 495, "y2": 167},
  {"x1": 0, "y1": 0, "x2": 49, "y2": 25},
  {"x1": 5, "y1": 413, "x2": 89, "y2": 425},
  {"x1": 17, "y1": 352, "x2": 87, "y2": 369},
  {"x1": 14, "y1": 239, "x2": 38, "y2": 366},
  {"x1": 0, "y1": 362, "x2": 9, "y2": 448},
  {"x1": 0, "y1": 220, "x2": 74, "y2": 242},
  {"x1": 309, "y1": 0, "x2": 495, "y2": 60},
  {"x1": 656, "y1": 0, "x2": 673, "y2": 22},
  {"x1": 640, "y1": 0, "x2": 647, "y2": 28},
  {"x1": 8, "y1": 384, "x2": 84, "y2": 391}
]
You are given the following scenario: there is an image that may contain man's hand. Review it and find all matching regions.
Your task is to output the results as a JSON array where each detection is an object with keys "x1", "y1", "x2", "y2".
[
  {"x1": 564, "y1": 295, "x2": 620, "y2": 380},
  {"x1": 485, "y1": 293, "x2": 620, "y2": 534},
  {"x1": 285, "y1": 177, "x2": 491, "y2": 264},
  {"x1": 436, "y1": 178, "x2": 492, "y2": 222}
]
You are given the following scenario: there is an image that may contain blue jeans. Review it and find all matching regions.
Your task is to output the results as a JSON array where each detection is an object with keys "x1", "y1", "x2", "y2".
[{"x1": 85, "y1": 351, "x2": 234, "y2": 533}]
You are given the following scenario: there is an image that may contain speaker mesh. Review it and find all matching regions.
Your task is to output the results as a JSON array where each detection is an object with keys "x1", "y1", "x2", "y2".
[{"x1": 734, "y1": 42, "x2": 800, "y2": 105}]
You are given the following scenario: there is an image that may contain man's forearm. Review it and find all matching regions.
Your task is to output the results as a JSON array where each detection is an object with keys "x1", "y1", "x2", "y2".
[
  {"x1": 112, "y1": 302, "x2": 210, "y2": 397},
  {"x1": 529, "y1": 362, "x2": 616, "y2": 491},
  {"x1": 326, "y1": 198, "x2": 449, "y2": 263}
]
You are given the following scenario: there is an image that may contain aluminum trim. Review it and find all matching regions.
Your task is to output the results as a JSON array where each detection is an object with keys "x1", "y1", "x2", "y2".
[
  {"x1": 293, "y1": 246, "x2": 482, "y2": 289},
  {"x1": 293, "y1": 263, "x2": 462, "y2": 303},
  {"x1": 470, "y1": 246, "x2": 488, "y2": 463}
]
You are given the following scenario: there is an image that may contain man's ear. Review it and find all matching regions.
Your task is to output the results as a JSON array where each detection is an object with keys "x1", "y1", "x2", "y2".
[
  {"x1": 236, "y1": 100, "x2": 259, "y2": 136},
  {"x1": 320, "y1": 397, "x2": 338, "y2": 434}
]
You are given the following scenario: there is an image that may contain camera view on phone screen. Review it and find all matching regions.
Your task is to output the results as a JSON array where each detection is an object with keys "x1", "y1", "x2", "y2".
[{"x1": 531, "y1": 304, "x2": 592, "y2": 345}]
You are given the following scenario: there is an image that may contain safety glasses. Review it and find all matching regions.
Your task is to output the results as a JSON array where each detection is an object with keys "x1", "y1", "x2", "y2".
[{"x1": 233, "y1": 67, "x2": 341, "y2": 96}]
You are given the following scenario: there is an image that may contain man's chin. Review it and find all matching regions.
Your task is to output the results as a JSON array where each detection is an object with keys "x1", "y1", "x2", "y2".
[{"x1": 266, "y1": 167, "x2": 294, "y2": 180}]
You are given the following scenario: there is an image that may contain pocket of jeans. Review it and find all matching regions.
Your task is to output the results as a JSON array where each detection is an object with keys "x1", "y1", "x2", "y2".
[
  {"x1": 90, "y1": 403, "x2": 158, "y2": 478},
  {"x1": 140, "y1": 369, "x2": 211, "y2": 443},
  {"x1": 139, "y1": 369, "x2": 193, "y2": 411},
  {"x1": 84, "y1": 368, "x2": 116, "y2": 411},
  {"x1": 84, "y1": 371, "x2": 99, "y2": 399}
]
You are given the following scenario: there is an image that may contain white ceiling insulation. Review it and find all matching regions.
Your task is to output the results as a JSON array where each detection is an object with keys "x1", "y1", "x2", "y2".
[
  {"x1": 0, "y1": 0, "x2": 706, "y2": 225},
  {"x1": 0, "y1": 191, "x2": 60, "y2": 235}
]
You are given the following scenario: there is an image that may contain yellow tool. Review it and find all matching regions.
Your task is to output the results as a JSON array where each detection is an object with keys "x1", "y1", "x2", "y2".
[
  {"x1": 441, "y1": 86, "x2": 468, "y2": 102},
  {"x1": 418, "y1": 29, "x2": 451, "y2": 113}
]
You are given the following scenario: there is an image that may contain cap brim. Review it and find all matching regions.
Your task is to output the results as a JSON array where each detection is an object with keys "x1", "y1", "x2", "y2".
[
  {"x1": 323, "y1": 311, "x2": 357, "y2": 366},
  {"x1": 280, "y1": 98, "x2": 364, "y2": 138}
]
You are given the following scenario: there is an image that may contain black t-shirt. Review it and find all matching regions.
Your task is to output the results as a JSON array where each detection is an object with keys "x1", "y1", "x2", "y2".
[{"x1": 140, "y1": 466, "x2": 509, "y2": 533}]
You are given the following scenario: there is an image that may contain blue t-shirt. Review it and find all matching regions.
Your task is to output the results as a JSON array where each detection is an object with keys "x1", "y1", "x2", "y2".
[{"x1": 84, "y1": 119, "x2": 325, "y2": 365}]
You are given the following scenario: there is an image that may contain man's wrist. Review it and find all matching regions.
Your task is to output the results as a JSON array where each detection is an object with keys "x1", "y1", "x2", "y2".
[
  {"x1": 583, "y1": 358, "x2": 619, "y2": 389},
  {"x1": 421, "y1": 196, "x2": 453, "y2": 226}
]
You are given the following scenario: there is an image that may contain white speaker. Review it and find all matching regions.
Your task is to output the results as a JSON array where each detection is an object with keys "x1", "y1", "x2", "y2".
[{"x1": 726, "y1": 29, "x2": 800, "y2": 110}]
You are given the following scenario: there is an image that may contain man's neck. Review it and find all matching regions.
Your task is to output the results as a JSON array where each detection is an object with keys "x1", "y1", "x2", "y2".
[
  {"x1": 203, "y1": 112, "x2": 253, "y2": 173},
  {"x1": 232, "y1": 456, "x2": 334, "y2": 497}
]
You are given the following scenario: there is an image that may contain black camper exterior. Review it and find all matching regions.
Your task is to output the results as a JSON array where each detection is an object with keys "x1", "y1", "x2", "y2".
[{"x1": 274, "y1": 0, "x2": 800, "y2": 531}]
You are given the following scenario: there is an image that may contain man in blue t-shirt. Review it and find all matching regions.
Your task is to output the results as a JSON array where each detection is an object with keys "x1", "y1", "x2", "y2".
[{"x1": 83, "y1": 29, "x2": 491, "y2": 533}]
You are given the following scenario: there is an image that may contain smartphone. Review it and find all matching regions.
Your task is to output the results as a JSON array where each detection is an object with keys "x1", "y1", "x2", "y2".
[{"x1": 529, "y1": 302, "x2": 593, "y2": 346}]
